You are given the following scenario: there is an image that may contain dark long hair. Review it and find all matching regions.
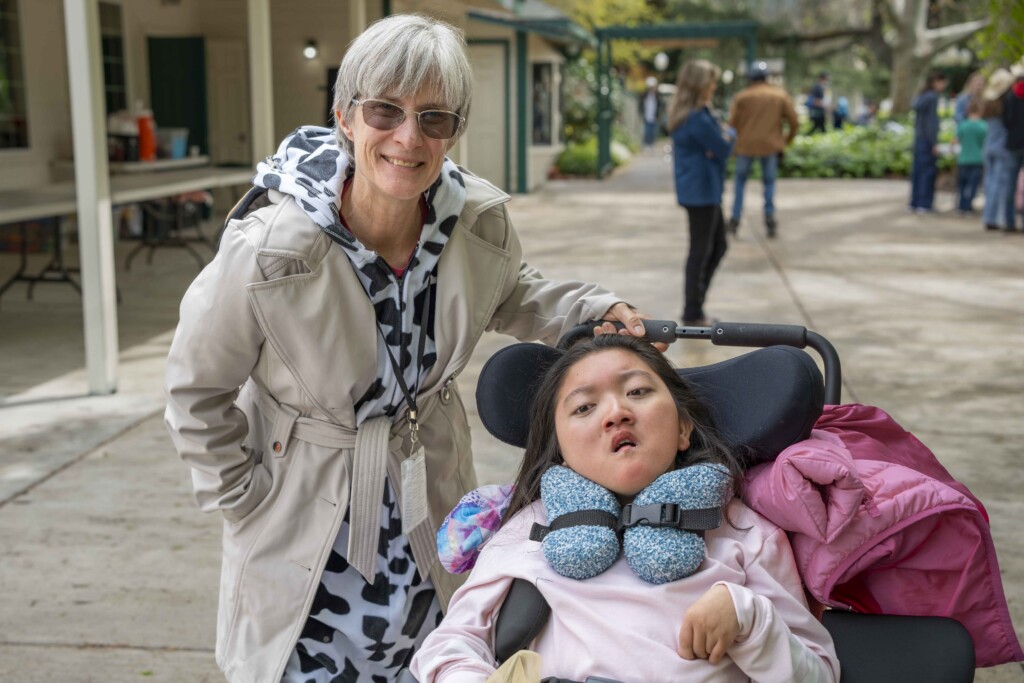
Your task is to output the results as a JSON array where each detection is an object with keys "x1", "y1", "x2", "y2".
[
  {"x1": 500, "y1": 335, "x2": 743, "y2": 526},
  {"x1": 918, "y1": 70, "x2": 947, "y2": 96}
]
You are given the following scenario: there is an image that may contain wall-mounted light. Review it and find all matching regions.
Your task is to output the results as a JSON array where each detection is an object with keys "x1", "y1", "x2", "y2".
[{"x1": 303, "y1": 40, "x2": 318, "y2": 60}]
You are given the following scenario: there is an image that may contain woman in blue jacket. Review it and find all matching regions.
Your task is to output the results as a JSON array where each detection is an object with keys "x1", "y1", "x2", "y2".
[{"x1": 668, "y1": 59, "x2": 735, "y2": 327}]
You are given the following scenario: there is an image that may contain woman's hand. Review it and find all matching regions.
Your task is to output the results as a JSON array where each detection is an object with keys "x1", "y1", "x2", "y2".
[
  {"x1": 595, "y1": 303, "x2": 670, "y2": 352},
  {"x1": 677, "y1": 584, "x2": 740, "y2": 665}
]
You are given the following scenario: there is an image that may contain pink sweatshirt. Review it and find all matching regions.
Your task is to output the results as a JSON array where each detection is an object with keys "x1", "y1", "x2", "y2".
[{"x1": 412, "y1": 499, "x2": 839, "y2": 683}]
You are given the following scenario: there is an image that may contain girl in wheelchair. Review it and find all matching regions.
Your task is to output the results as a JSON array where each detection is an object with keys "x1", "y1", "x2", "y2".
[{"x1": 411, "y1": 334, "x2": 839, "y2": 683}]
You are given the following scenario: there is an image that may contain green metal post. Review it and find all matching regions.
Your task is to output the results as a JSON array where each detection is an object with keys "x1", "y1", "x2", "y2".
[
  {"x1": 381, "y1": 0, "x2": 391, "y2": 17},
  {"x1": 597, "y1": 35, "x2": 612, "y2": 178},
  {"x1": 516, "y1": 30, "x2": 528, "y2": 193}
]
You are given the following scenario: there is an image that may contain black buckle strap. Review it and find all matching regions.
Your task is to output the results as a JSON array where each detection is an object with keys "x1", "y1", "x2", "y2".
[
  {"x1": 620, "y1": 504, "x2": 721, "y2": 531},
  {"x1": 529, "y1": 504, "x2": 721, "y2": 542},
  {"x1": 529, "y1": 510, "x2": 618, "y2": 541}
]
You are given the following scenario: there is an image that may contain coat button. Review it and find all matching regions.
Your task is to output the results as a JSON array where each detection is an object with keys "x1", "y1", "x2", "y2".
[{"x1": 272, "y1": 441, "x2": 282, "y2": 453}]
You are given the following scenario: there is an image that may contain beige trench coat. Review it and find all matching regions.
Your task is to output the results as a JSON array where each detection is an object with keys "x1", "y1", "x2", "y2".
[{"x1": 164, "y1": 171, "x2": 620, "y2": 682}]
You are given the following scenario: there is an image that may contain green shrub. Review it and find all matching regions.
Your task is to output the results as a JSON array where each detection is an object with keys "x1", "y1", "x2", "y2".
[
  {"x1": 613, "y1": 124, "x2": 640, "y2": 154},
  {"x1": 556, "y1": 138, "x2": 600, "y2": 176},
  {"x1": 779, "y1": 123, "x2": 957, "y2": 179},
  {"x1": 556, "y1": 137, "x2": 630, "y2": 177}
]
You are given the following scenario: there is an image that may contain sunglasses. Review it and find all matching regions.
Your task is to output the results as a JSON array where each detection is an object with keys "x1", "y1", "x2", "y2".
[{"x1": 351, "y1": 98, "x2": 465, "y2": 140}]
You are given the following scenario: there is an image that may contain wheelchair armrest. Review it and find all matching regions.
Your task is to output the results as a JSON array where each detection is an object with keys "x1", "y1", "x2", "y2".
[
  {"x1": 495, "y1": 578, "x2": 552, "y2": 664},
  {"x1": 822, "y1": 611, "x2": 975, "y2": 683}
]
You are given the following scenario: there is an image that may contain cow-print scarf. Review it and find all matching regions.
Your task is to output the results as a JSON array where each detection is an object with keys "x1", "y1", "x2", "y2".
[{"x1": 254, "y1": 125, "x2": 466, "y2": 424}]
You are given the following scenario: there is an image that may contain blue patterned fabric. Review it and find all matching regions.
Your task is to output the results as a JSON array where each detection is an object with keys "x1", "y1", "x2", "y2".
[
  {"x1": 625, "y1": 465, "x2": 732, "y2": 584},
  {"x1": 540, "y1": 467, "x2": 621, "y2": 580},
  {"x1": 539, "y1": 464, "x2": 731, "y2": 584}
]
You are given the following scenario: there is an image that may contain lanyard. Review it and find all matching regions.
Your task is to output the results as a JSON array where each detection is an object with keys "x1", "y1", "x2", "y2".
[{"x1": 375, "y1": 277, "x2": 433, "y2": 445}]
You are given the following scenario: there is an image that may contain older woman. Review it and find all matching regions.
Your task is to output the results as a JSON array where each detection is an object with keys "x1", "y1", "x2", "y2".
[
  {"x1": 164, "y1": 13, "x2": 647, "y2": 683},
  {"x1": 668, "y1": 59, "x2": 735, "y2": 327}
]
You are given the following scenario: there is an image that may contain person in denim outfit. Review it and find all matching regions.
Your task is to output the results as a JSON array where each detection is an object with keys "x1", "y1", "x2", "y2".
[
  {"x1": 909, "y1": 71, "x2": 948, "y2": 213},
  {"x1": 981, "y1": 69, "x2": 1015, "y2": 231}
]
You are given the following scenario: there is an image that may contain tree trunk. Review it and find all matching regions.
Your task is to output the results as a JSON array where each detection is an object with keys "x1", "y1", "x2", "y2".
[
  {"x1": 883, "y1": 0, "x2": 989, "y2": 115},
  {"x1": 889, "y1": 48, "x2": 926, "y2": 115},
  {"x1": 886, "y1": 0, "x2": 924, "y2": 116}
]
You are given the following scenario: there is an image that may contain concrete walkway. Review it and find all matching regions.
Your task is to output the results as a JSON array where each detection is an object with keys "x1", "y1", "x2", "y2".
[{"x1": 1, "y1": 151, "x2": 1022, "y2": 681}]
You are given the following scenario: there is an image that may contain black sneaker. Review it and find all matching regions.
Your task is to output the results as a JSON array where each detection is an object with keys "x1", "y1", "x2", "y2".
[
  {"x1": 765, "y1": 215, "x2": 778, "y2": 238},
  {"x1": 727, "y1": 218, "x2": 740, "y2": 235}
]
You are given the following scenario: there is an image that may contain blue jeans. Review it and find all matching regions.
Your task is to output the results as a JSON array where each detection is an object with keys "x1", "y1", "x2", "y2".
[
  {"x1": 1005, "y1": 151, "x2": 1024, "y2": 230},
  {"x1": 731, "y1": 154, "x2": 778, "y2": 223},
  {"x1": 983, "y1": 150, "x2": 1012, "y2": 228},
  {"x1": 910, "y1": 138, "x2": 937, "y2": 210},
  {"x1": 643, "y1": 120, "x2": 657, "y2": 147},
  {"x1": 956, "y1": 164, "x2": 982, "y2": 212}
]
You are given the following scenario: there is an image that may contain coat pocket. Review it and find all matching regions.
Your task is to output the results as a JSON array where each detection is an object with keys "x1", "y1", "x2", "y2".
[{"x1": 219, "y1": 440, "x2": 347, "y2": 673}]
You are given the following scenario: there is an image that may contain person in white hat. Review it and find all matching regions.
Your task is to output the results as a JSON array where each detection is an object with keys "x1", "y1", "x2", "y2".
[{"x1": 981, "y1": 68, "x2": 1015, "y2": 231}]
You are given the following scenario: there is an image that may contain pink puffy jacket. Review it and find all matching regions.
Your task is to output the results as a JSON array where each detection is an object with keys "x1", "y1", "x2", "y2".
[{"x1": 743, "y1": 403, "x2": 1024, "y2": 668}]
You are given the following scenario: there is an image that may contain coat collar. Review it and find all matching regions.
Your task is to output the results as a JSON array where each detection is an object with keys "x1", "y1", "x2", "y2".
[
  {"x1": 245, "y1": 175, "x2": 512, "y2": 425},
  {"x1": 255, "y1": 172, "x2": 510, "y2": 265}
]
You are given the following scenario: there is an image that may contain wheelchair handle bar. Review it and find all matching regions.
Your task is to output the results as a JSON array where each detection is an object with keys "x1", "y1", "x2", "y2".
[{"x1": 558, "y1": 320, "x2": 842, "y2": 405}]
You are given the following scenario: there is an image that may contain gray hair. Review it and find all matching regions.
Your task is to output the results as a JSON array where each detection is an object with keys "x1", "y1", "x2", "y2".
[{"x1": 332, "y1": 14, "x2": 473, "y2": 154}]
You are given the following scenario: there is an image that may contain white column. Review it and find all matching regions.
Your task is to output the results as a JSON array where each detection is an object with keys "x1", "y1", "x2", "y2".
[
  {"x1": 63, "y1": 0, "x2": 118, "y2": 394},
  {"x1": 247, "y1": 0, "x2": 275, "y2": 161},
  {"x1": 349, "y1": 0, "x2": 369, "y2": 41}
]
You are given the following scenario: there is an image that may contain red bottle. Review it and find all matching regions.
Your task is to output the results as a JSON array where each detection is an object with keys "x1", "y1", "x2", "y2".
[{"x1": 136, "y1": 104, "x2": 156, "y2": 161}]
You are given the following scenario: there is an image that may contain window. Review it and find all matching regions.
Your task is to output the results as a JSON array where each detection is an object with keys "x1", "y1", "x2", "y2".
[
  {"x1": 0, "y1": 0, "x2": 28, "y2": 149},
  {"x1": 532, "y1": 62, "x2": 552, "y2": 146},
  {"x1": 100, "y1": 2, "x2": 127, "y2": 115}
]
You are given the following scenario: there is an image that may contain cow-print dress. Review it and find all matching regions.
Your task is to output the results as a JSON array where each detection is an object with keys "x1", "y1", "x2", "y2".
[{"x1": 253, "y1": 126, "x2": 466, "y2": 682}]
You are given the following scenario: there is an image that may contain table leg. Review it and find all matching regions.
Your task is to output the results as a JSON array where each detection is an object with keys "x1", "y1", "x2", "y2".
[
  {"x1": 25, "y1": 219, "x2": 81, "y2": 299},
  {"x1": 0, "y1": 224, "x2": 32, "y2": 305}
]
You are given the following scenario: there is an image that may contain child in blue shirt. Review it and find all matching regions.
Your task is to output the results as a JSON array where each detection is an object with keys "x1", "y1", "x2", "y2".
[{"x1": 956, "y1": 100, "x2": 988, "y2": 214}]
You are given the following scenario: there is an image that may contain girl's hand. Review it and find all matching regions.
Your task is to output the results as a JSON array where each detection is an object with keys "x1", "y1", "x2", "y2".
[
  {"x1": 595, "y1": 303, "x2": 670, "y2": 352},
  {"x1": 677, "y1": 584, "x2": 740, "y2": 665}
]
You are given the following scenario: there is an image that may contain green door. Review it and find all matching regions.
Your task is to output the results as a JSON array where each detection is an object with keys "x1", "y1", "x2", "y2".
[{"x1": 147, "y1": 37, "x2": 208, "y2": 155}]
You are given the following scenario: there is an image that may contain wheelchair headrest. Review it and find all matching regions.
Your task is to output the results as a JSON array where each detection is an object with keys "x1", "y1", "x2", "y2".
[{"x1": 475, "y1": 343, "x2": 824, "y2": 465}]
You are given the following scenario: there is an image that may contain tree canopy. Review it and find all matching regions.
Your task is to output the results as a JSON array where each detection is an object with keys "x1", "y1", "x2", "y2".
[{"x1": 546, "y1": 0, "x2": 1007, "y2": 113}]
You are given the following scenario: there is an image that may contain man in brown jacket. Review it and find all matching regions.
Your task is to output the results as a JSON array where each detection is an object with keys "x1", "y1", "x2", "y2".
[{"x1": 727, "y1": 63, "x2": 799, "y2": 238}]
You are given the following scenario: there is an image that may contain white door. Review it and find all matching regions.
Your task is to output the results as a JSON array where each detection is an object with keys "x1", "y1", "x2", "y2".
[
  {"x1": 206, "y1": 40, "x2": 251, "y2": 165},
  {"x1": 466, "y1": 43, "x2": 507, "y2": 191}
]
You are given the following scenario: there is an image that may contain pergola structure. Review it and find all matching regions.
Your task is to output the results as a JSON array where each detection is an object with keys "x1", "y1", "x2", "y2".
[{"x1": 594, "y1": 20, "x2": 759, "y2": 176}]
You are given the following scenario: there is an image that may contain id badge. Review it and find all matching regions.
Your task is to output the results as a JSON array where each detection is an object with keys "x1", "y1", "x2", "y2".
[{"x1": 401, "y1": 444, "x2": 429, "y2": 535}]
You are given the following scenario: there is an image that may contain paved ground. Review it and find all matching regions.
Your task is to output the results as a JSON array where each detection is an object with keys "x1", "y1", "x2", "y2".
[{"x1": 1, "y1": 149, "x2": 1022, "y2": 681}]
